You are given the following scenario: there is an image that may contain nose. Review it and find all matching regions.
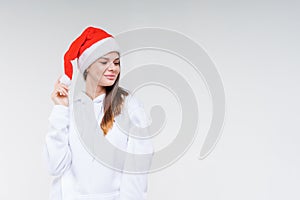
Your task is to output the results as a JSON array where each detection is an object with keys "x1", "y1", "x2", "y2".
[{"x1": 107, "y1": 62, "x2": 118, "y2": 70}]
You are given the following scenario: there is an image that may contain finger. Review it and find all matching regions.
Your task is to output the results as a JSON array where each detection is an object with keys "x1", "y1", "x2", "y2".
[
  {"x1": 55, "y1": 89, "x2": 62, "y2": 96},
  {"x1": 60, "y1": 91, "x2": 68, "y2": 96},
  {"x1": 55, "y1": 75, "x2": 62, "y2": 85},
  {"x1": 61, "y1": 89, "x2": 68, "y2": 96},
  {"x1": 54, "y1": 81, "x2": 60, "y2": 89},
  {"x1": 57, "y1": 91, "x2": 66, "y2": 96},
  {"x1": 55, "y1": 83, "x2": 68, "y2": 91},
  {"x1": 60, "y1": 84, "x2": 69, "y2": 90},
  {"x1": 57, "y1": 88, "x2": 68, "y2": 96}
]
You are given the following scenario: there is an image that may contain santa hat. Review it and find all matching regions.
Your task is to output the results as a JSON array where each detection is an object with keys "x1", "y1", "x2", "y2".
[{"x1": 59, "y1": 26, "x2": 120, "y2": 86}]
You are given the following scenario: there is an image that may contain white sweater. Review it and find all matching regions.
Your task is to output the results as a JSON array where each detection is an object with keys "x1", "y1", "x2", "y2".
[{"x1": 43, "y1": 91, "x2": 154, "y2": 200}]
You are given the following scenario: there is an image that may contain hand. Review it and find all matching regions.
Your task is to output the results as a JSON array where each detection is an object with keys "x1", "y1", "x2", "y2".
[{"x1": 51, "y1": 76, "x2": 69, "y2": 106}]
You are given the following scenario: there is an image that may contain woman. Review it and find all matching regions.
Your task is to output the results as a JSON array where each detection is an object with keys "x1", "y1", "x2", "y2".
[{"x1": 43, "y1": 26, "x2": 154, "y2": 200}]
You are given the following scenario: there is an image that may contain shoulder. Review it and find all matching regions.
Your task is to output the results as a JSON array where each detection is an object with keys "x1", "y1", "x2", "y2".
[
  {"x1": 123, "y1": 92, "x2": 152, "y2": 128},
  {"x1": 124, "y1": 92, "x2": 143, "y2": 109},
  {"x1": 122, "y1": 92, "x2": 154, "y2": 155}
]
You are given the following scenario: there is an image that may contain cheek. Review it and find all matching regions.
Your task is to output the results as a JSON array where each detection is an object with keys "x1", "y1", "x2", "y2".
[
  {"x1": 116, "y1": 66, "x2": 121, "y2": 73},
  {"x1": 94, "y1": 67, "x2": 106, "y2": 76}
]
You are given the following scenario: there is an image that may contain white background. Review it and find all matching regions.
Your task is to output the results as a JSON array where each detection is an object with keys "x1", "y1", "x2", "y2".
[{"x1": 0, "y1": 0, "x2": 299, "y2": 199}]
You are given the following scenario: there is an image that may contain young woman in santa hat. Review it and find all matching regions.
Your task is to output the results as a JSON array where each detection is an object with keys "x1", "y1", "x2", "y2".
[{"x1": 43, "y1": 26, "x2": 154, "y2": 200}]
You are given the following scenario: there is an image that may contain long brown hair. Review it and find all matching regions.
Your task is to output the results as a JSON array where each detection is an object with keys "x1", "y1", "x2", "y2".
[{"x1": 83, "y1": 69, "x2": 129, "y2": 136}]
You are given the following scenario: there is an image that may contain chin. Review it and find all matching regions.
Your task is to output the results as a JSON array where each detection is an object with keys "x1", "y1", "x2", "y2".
[{"x1": 101, "y1": 81, "x2": 116, "y2": 87}]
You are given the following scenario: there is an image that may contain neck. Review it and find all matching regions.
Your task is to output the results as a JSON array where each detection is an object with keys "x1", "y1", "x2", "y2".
[{"x1": 85, "y1": 79, "x2": 106, "y2": 100}]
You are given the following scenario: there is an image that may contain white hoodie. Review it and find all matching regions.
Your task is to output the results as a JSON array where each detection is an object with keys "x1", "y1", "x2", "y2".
[{"x1": 42, "y1": 91, "x2": 154, "y2": 200}]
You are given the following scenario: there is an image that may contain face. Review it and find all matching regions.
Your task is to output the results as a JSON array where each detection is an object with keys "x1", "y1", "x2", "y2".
[{"x1": 86, "y1": 51, "x2": 120, "y2": 86}]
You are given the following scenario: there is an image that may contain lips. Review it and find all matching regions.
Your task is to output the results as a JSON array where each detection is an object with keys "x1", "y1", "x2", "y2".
[{"x1": 104, "y1": 75, "x2": 116, "y2": 79}]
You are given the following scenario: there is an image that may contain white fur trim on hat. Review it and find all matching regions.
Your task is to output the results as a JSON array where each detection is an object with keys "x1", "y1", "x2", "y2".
[
  {"x1": 77, "y1": 37, "x2": 120, "y2": 73},
  {"x1": 59, "y1": 74, "x2": 71, "y2": 87}
]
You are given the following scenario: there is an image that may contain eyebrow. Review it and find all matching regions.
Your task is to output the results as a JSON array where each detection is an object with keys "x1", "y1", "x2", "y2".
[{"x1": 99, "y1": 57, "x2": 120, "y2": 60}]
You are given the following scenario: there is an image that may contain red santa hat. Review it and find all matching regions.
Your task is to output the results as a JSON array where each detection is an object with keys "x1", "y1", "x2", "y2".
[{"x1": 59, "y1": 26, "x2": 120, "y2": 86}]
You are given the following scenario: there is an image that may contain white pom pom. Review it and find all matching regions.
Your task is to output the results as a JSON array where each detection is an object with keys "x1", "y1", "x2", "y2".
[{"x1": 59, "y1": 74, "x2": 71, "y2": 87}]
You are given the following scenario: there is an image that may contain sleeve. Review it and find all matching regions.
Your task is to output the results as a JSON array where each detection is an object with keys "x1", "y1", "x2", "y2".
[
  {"x1": 42, "y1": 104, "x2": 72, "y2": 176},
  {"x1": 119, "y1": 97, "x2": 154, "y2": 200}
]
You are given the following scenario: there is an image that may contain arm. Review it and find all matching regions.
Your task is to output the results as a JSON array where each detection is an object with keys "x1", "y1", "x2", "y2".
[
  {"x1": 42, "y1": 104, "x2": 72, "y2": 176},
  {"x1": 119, "y1": 98, "x2": 154, "y2": 200}
]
